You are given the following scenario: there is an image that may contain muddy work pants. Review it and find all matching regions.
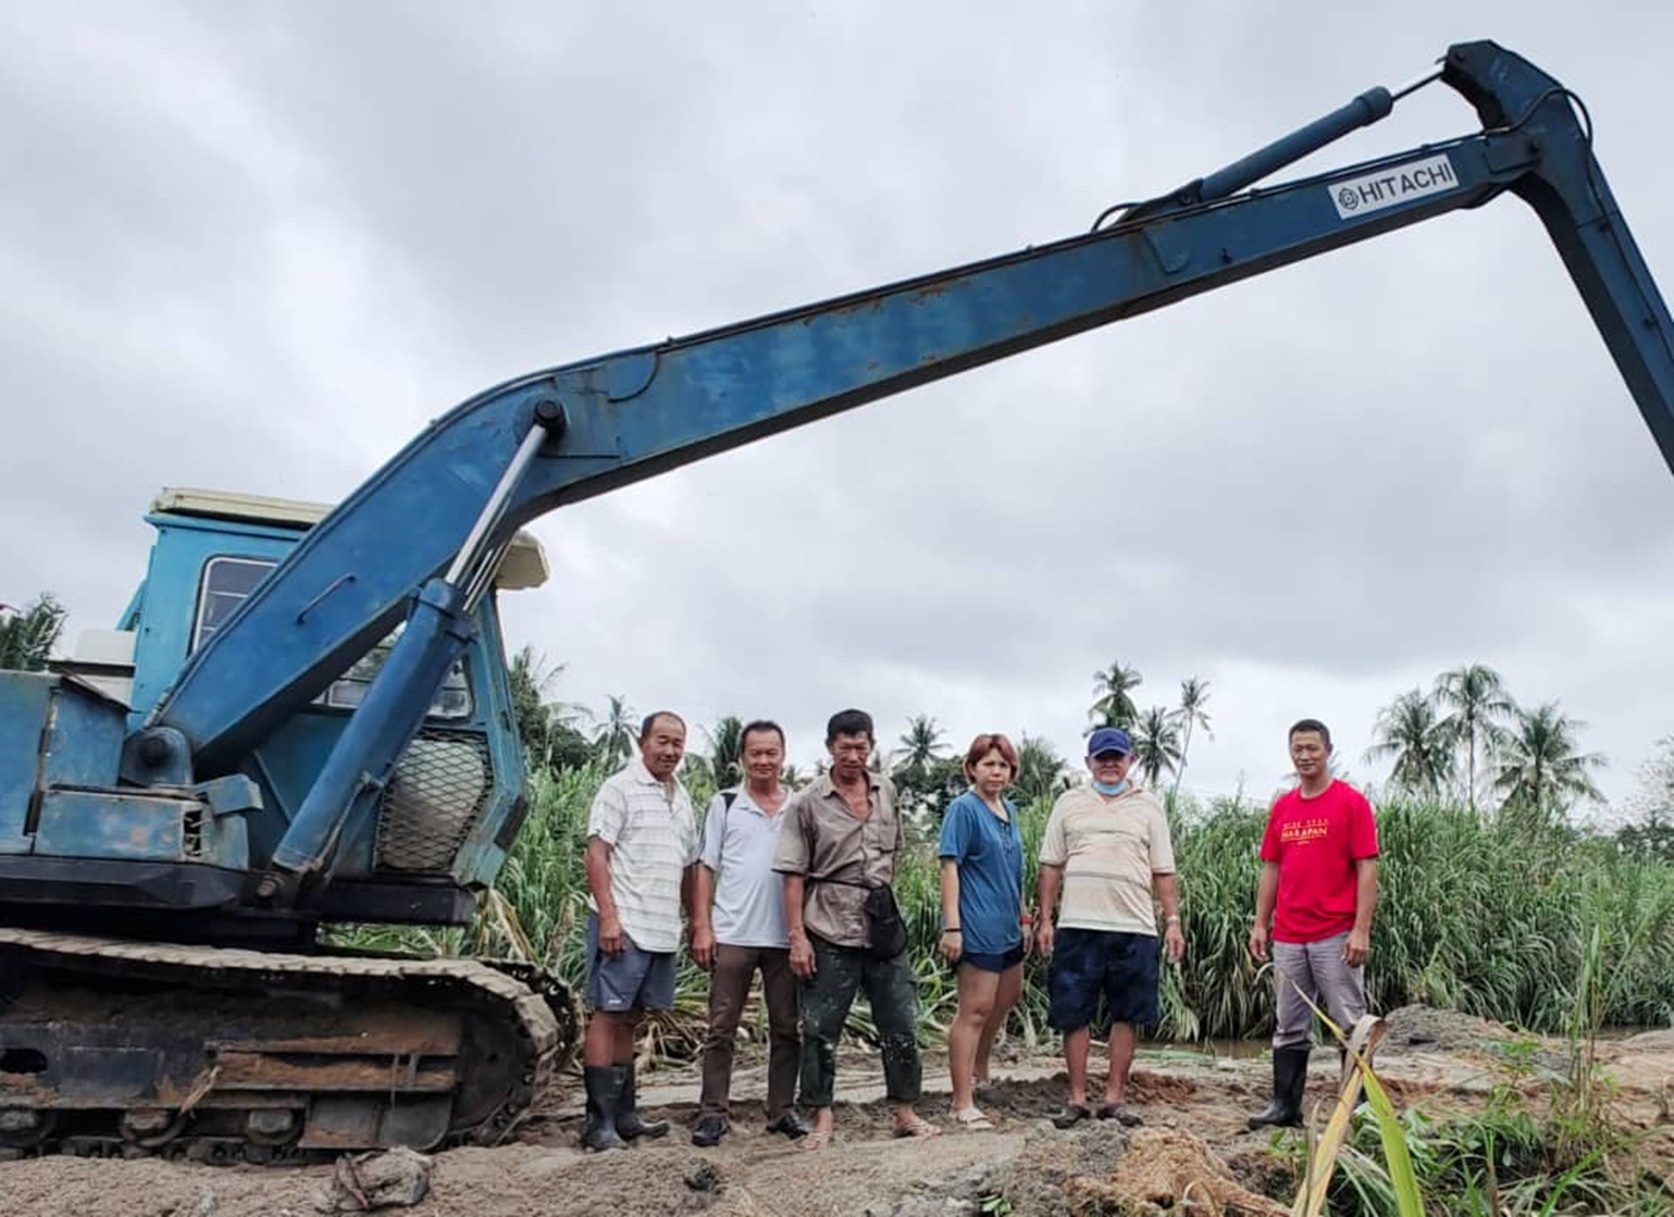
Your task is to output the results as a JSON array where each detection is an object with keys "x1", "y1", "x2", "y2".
[{"x1": 798, "y1": 936, "x2": 921, "y2": 1108}]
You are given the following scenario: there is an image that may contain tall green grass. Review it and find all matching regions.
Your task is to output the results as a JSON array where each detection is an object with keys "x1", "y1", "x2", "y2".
[{"x1": 342, "y1": 768, "x2": 1674, "y2": 1052}]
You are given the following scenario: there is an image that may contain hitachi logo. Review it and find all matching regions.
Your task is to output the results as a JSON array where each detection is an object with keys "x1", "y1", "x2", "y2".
[{"x1": 1331, "y1": 155, "x2": 1460, "y2": 219}]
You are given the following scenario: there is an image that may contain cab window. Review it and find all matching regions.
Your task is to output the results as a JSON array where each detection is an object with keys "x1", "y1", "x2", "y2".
[{"x1": 193, "y1": 556, "x2": 472, "y2": 720}]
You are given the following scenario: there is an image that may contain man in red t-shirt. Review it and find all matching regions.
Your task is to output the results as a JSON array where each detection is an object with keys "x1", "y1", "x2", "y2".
[{"x1": 1246, "y1": 718, "x2": 1380, "y2": 1129}]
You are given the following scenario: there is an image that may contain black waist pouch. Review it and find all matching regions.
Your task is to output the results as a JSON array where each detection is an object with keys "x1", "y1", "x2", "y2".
[{"x1": 862, "y1": 884, "x2": 908, "y2": 960}]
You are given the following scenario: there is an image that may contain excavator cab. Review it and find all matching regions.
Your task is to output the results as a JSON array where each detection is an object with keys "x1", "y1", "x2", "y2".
[
  {"x1": 1, "y1": 487, "x2": 546, "y2": 941},
  {"x1": 0, "y1": 490, "x2": 567, "y2": 1158}
]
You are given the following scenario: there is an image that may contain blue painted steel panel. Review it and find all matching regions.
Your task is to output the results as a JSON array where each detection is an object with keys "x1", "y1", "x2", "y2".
[
  {"x1": 34, "y1": 788, "x2": 249, "y2": 868},
  {"x1": 127, "y1": 516, "x2": 299, "y2": 724},
  {"x1": 35, "y1": 789, "x2": 183, "y2": 860},
  {"x1": 43, "y1": 682, "x2": 127, "y2": 789},
  {"x1": 0, "y1": 673, "x2": 54, "y2": 854}
]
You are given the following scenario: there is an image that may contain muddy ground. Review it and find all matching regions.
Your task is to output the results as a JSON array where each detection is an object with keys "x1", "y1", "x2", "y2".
[{"x1": 4, "y1": 1006, "x2": 1673, "y2": 1217}]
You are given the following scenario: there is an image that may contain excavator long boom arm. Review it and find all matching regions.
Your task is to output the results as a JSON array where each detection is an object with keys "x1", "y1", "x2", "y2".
[{"x1": 146, "y1": 41, "x2": 1674, "y2": 806}]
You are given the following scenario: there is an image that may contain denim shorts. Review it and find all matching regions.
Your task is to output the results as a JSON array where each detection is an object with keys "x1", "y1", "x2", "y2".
[
  {"x1": 1047, "y1": 927, "x2": 1160, "y2": 1032},
  {"x1": 584, "y1": 912, "x2": 677, "y2": 1012},
  {"x1": 958, "y1": 944, "x2": 1026, "y2": 974}
]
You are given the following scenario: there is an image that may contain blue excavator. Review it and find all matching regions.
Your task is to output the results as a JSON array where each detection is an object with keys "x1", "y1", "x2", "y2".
[{"x1": 2, "y1": 40, "x2": 1672, "y2": 1160}]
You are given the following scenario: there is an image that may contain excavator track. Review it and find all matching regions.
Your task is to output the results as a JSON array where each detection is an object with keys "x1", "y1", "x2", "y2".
[{"x1": 0, "y1": 928, "x2": 570, "y2": 1163}]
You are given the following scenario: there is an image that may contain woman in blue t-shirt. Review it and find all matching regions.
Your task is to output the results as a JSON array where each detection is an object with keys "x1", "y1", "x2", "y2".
[{"x1": 937, "y1": 732, "x2": 1029, "y2": 1129}]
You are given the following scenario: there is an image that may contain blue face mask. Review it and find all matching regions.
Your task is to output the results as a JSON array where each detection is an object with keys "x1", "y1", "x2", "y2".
[{"x1": 1093, "y1": 777, "x2": 1130, "y2": 797}]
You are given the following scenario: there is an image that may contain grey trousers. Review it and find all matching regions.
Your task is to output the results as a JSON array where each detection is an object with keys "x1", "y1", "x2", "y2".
[{"x1": 1271, "y1": 932, "x2": 1367, "y2": 1049}]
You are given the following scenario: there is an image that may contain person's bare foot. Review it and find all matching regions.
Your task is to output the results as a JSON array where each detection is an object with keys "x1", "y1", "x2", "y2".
[
  {"x1": 892, "y1": 1114, "x2": 941, "y2": 1139},
  {"x1": 802, "y1": 1110, "x2": 837, "y2": 1151}
]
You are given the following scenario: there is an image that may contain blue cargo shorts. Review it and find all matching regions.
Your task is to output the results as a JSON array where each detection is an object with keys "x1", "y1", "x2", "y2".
[
  {"x1": 1047, "y1": 927, "x2": 1161, "y2": 1032},
  {"x1": 584, "y1": 912, "x2": 677, "y2": 1012}
]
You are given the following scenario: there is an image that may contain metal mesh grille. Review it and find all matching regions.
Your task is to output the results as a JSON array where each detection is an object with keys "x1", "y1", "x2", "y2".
[{"x1": 374, "y1": 730, "x2": 493, "y2": 873}]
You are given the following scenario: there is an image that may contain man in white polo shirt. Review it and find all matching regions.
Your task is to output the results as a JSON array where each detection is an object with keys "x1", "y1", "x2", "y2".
[
  {"x1": 689, "y1": 720, "x2": 809, "y2": 1147},
  {"x1": 1035, "y1": 727, "x2": 1185, "y2": 1129},
  {"x1": 580, "y1": 710, "x2": 699, "y2": 1152}
]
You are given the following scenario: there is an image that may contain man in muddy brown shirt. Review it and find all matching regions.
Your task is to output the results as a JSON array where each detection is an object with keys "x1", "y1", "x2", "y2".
[{"x1": 774, "y1": 708, "x2": 939, "y2": 1149}]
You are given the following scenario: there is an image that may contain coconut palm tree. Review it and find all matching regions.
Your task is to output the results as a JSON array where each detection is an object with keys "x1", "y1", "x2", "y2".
[
  {"x1": 0, "y1": 593, "x2": 67, "y2": 672},
  {"x1": 1433, "y1": 664, "x2": 1516, "y2": 813},
  {"x1": 1089, "y1": 661, "x2": 1143, "y2": 730},
  {"x1": 1170, "y1": 676, "x2": 1214, "y2": 801},
  {"x1": 593, "y1": 694, "x2": 638, "y2": 770},
  {"x1": 1494, "y1": 701, "x2": 1606, "y2": 816},
  {"x1": 1014, "y1": 734, "x2": 1070, "y2": 804},
  {"x1": 892, "y1": 714, "x2": 951, "y2": 811},
  {"x1": 1131, "y1": 705, "x2": 1183, "y2": 789},
  {"x1": 700, "y1": 715, "x2": 746, "y2": 791},
  {"x1": 1364, "y1": 688, "x2": 1455, "y2": 798},
  {"x1": 894, "y1": 714, "x2": 948, "y2": 772},
  {"x1": 506, "y1": 646, "x2": 593, "y2": 772}
]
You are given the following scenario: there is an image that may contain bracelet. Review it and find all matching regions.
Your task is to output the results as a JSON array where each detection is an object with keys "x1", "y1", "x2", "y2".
[
  {"x1": 943, "y1": 926, "x2": 961, "y2": 933},
  {"x1": 1020, "y1": 913, "x2": 1034, "y2": 926},
  {"x1": 1165, "y1": 915, "x2": 1181, "y2": 924}
]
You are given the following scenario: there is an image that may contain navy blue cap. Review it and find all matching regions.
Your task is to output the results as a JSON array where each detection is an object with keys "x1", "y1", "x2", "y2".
[{"x1": 1087, "y1": 727, "x2": 1133, "y2": 758}]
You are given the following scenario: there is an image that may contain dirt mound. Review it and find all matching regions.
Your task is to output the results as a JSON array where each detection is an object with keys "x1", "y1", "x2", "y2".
[
  {"x1": 1062, "y1": 1127, "x2": 1287, "y2": 1217},
  {"x1": 1611, "y1": 1028, "x2": 1674, "y2": 1054},
  {"x1": 1380, "y1": 1004, "x2": 1513, "y2": 1053}
]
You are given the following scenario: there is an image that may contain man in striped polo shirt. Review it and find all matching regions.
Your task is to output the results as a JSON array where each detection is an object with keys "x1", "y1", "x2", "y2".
[
  {"x1": 580, "y1": 710, "x2": 700, "y2": 1152},
  {"x1": 1035, "y1": 727, "x2": 1185, "y2": 1129}
]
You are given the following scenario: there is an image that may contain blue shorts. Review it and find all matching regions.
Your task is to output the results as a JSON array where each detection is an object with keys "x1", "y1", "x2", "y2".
[
  {"x1": 958, "y1": 944, "x2": 1025, "y2": 974},
  {"x1": 584, "y1": 912, "x2": 677, "y2": 1012},
  {"x1": 1047, "y1": 928, "x2": 1160, "y2": 1032}
]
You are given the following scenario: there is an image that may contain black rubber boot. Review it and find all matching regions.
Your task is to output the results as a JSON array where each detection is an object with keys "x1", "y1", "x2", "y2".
[
  {"x1": 581, "y1": 1065, "x2": 628, "y2": 1151},
  {"x1": 1247, "y1": 1045, "x2": 1310, "y2": 1130},
  {"x1": 615, "y1": 1061, "x2": 670, "y2": 1140}
]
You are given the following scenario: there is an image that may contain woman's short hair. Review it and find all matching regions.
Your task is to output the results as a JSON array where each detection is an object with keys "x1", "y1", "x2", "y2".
[{"x1": 963, "y1": 732, "x2": 1019, "y2": 781}]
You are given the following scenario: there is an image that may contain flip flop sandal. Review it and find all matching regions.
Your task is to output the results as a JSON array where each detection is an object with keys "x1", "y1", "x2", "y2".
[
  {"x1": 1097, "y1": 1103, "x2": 1143, "y2": 1126},
  {"x1": 892, "y1": 1116, "x2": 941, "y2": 1139},
  {"x1": 800, "y1": 1128, "x2": 836, "y2": 1151},
  {"x1": 1051, "y1": 1103, "x2": 1092, "y2": 1129},
  {"x1": 951, "y1": 1107, "x2": 995, "y2": 1131}
]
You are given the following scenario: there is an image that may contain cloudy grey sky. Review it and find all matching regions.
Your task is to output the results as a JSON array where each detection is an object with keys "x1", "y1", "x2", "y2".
[{"x1": 4, "y1": 1, "x2": 1674, "y2": 811}]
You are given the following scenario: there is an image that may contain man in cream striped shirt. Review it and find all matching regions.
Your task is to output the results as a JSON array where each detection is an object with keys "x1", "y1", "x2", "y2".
[{"x1": 580, "y1": 711, "x2": 699, "y2": 1151}]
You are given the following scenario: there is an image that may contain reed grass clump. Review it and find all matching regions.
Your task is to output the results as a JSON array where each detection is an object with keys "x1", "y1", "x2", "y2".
[{"x1": 335, "y1": 773, "x2": 1674, "y2": 1053}]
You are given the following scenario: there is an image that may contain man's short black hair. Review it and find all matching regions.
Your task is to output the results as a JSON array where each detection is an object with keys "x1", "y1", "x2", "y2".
[
  {"x1": 639, "y1": 710, "x2": 686, "y2": 742},
  {"x1": 826, "y1": 708, "x2": 874, "y2": 744},
  {"x1": 1289, "y1": 718, "x2": 1332, "y2": 749},
  {"x1": 740, "y1": 719, "x2": 786, "y2": 750}
]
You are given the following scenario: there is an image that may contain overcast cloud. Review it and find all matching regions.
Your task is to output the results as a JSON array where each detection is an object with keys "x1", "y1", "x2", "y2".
[{"x1": 4, "y1": 0, "x2": 1674, "y2": 811}]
